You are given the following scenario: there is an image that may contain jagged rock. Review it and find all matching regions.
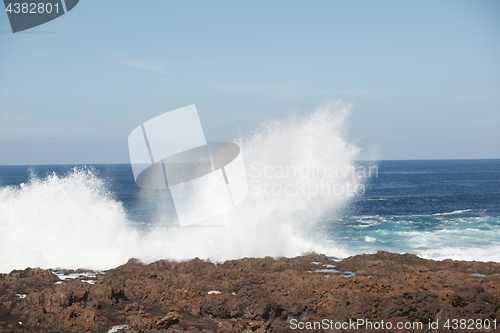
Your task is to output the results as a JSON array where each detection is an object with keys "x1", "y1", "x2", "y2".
[
  {"x1": 1, "y1": 252, "x2": 499, "y2": 332},
  {"x1": 156, "y1": 311, "x2": 180, "y2": 328}
]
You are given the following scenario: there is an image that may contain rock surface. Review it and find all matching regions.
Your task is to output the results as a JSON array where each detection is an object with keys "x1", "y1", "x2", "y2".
[{"x1": 1, "y1": 251, "x2": 500, "y2": 332}]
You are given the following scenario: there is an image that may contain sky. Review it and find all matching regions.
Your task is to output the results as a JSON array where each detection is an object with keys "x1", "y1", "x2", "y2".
[{"x1": 0, "y1": 0, "x2": 499, "y2": 165}]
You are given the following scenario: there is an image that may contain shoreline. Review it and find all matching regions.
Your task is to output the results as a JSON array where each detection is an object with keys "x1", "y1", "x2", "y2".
[{"x1": 1, "y1": 251, "x2": 500, "y2": 332}]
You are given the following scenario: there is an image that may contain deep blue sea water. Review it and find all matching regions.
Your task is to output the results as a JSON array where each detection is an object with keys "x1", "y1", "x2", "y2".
[
  {"x1": 0, "y1": 159, "x2": 499, "y2": 270},
  {"x1": 324, "y1": 159, "x2": 500, "y2": 259}
]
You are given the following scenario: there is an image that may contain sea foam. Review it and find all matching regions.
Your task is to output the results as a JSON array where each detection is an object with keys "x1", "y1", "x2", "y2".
[
  {"x1": 0, "y1": 169, "x2": 140, "y2": 272},
  {"x1": 0, "y1": 102, "x2": 361, "y2": 272}
]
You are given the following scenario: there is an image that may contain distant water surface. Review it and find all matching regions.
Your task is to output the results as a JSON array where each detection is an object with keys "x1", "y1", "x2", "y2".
[{"x1": 0, "y1": 159, "x2": 499, "y2": 272}]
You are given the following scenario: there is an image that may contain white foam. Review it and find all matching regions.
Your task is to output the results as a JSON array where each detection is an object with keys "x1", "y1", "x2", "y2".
[
  {"x1": 432, "y1": 209, "x2": 473, "y2": 216},
  {"x1": 51, "y1": 270, "x2": 100, "y2": 281},
  {"x1": 207, "y1": 291, "x2": 221, "y2": 294},
  {"x1": 315, "y1": 268, "x2": 339, "y2": 273},
  {"x1": 108, "y1": 324, "x2": 129, "y2": 333},
  {"x1": 0, "y1": 102, "x2": 362, "y2": 272},
  {"x1": 0, "y1": 169, "x2": 139, "y2": 273},
  {"x1": 416, "y1": 246, "x2": 500, "y2": 262}
]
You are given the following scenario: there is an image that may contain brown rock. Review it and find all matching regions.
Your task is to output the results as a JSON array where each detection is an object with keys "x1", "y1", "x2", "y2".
[
  {"x1": 1, "y1": 252, "x2": 500, "y2": 332},
  {"x1": 156, "y1": 311, "x2": 180, "y2": 328}
]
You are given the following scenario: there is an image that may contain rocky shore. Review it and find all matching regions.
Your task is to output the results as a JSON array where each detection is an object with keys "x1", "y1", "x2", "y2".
[{"x1": 1, "y1": 251, "x2": 500, "y2": 332}]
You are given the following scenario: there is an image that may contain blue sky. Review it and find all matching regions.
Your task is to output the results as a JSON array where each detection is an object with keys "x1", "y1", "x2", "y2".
[{"x1": 1, "y1": 0, "x2": 499, "y2": 165}]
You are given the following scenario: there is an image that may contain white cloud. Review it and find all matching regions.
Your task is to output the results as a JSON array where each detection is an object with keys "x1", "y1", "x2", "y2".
[{"x1": 117, "y1": 57, "x2": 167, "y2": 73}]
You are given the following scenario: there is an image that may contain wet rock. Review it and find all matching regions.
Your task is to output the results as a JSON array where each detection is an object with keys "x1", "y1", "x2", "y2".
[{"x1": 0, "y1": 252, "x2": 499, "y2": 332}]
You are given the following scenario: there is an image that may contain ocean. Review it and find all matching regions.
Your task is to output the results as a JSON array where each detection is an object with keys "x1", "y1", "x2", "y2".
[
  {"x1": 0, "y1": 159, "x2": 498, "y2": 274},
  {"x1": 0, "y1": 109, "x2": 499, "y2": 273},
  {"x1": 325, "y1": 159, "x2": 500, "y2": 261}
]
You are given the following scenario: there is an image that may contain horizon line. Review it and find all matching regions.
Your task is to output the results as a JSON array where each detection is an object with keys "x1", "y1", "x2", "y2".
[{"x1": 1, "y1": 157, "x2": 500, "y2": 167}]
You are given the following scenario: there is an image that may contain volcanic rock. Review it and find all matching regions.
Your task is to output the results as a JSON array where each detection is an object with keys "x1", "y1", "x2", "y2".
[{"x1": 0, "y1": 251, "x2": 499, "y2": 332}]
